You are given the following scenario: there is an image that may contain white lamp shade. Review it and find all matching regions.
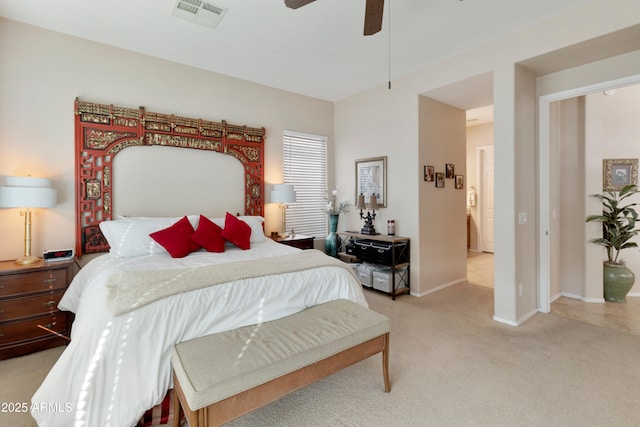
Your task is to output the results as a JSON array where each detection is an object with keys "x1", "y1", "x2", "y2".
[
  {"x1": 271, "y1": 184, "x2": 296, "y2": 204},
  {"x1": 0, "y1": 176, "x2": 57, "y2": 208}
]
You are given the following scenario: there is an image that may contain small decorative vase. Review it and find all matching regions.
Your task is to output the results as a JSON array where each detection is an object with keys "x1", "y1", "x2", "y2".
[
  {"x1": 603, "y1": 262, "x2": 635, "y2": 303},
  {"x1": 325, "y1": 214, "x2": 340, "y2": 257}
]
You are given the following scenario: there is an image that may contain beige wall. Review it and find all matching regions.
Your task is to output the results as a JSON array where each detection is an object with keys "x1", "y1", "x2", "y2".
[
  {"x1": 0, "y1": 18, "x2": 334, "y2": 261},
  {"x1": 417, "y1": 97, "x2": 467, "y2": 294},
  {"x1": 551, "y1": 97, "x2": 587, "y2": 299}
]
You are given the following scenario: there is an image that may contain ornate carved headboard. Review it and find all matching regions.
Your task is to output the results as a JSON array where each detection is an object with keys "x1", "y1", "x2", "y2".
[{"x1": 74, "y1": 98, "x2": 265, "y2": 256}]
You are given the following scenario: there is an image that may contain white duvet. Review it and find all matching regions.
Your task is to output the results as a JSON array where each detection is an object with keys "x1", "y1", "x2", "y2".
[{"x1": 31, "y1": 240, "x2": 367, "y2": 427}]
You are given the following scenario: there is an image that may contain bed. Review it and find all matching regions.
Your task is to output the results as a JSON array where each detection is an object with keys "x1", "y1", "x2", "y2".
[{"x1": 30, "y1": 100, "x2": 367, "y2": 427}]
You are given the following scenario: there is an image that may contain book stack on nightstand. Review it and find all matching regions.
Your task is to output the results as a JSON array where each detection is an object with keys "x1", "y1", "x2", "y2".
[
  {"x1": 0, "y1": 259, "x2": 74, "y2": 360},
  {"x1": 271, "y1": 234, "x2": 314, "y2": 250}
]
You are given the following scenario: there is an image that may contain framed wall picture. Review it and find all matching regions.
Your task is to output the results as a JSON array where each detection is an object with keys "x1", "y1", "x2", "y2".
[
  {"x1": 603, "y1": 158, "x2": 638, "y2": 191},
  {"x1": 424, "y1": 165, "x2": 434, "y2": 182},
  {"x1": 435, "y1": 172, "x2": 445, "y2": 188},
  {"x1": 445, "y1": 163, "x2": 455, "y2": 179},
  {"x1": 356, "y1": 156, "x2": 387, "y2": 207},
  {"x1": 455, "y1": 175, "x2": 464, "y2": 189}
]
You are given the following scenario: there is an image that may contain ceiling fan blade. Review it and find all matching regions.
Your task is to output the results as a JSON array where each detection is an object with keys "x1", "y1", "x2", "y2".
[
  {"x1": 284, "y1": 0, "x2": 316, "y2": 9},
  {"x1": 364, "y1": 0, "x2": 384, "y2": 36}
]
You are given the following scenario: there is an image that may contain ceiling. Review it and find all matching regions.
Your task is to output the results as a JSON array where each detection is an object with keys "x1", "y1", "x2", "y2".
[{"x1": 0, "y1": 0, "x2": 596, "y2": 102}]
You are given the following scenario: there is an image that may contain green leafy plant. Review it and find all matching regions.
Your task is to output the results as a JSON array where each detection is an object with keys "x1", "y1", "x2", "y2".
[{"x1": 586, "y1": 184, "x2": 640, "y2": 264}]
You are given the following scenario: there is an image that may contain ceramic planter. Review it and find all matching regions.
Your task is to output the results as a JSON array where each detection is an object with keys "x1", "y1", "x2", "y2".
[{"x1": 603, "y1": 262, "x2": 635, "y2": 303}]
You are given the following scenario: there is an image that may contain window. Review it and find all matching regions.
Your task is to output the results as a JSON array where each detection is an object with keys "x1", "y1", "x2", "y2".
[{"x1": 283, "y1": 130, "x2": 328, "y2": 237}]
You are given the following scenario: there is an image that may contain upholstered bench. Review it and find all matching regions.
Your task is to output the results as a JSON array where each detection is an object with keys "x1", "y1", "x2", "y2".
[{"x1": 171, "y1": 299, "x2": 391, "y2": 427}]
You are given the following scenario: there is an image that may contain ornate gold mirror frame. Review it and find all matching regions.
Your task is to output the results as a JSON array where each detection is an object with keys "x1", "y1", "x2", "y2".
[{"x1": 74, "y1": 98, "x2": 265, "y2": 256}]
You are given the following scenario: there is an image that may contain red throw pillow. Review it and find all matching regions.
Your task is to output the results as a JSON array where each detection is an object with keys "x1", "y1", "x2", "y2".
[
  {"x1": 191, "y1": 215, "x2": 225, "y2": 253},
  {"x1": 149, "y1": 216, "x2": 200, "y2": 258},
  {"x1": 221, "y1": 212, "x2": 251, "y2": 250}
]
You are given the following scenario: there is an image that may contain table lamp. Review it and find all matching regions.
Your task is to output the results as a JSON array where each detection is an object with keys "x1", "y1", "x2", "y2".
[
  {"x1": 271, "y1": 183, "x2": 296, "y2": 237},
  {"x1": 0, "y1": 176, "x2": 57, "y2": 265}
]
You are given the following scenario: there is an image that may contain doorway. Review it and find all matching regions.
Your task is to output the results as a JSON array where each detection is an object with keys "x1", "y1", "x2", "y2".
[
  {"x1": 466, "y1": 106, "x2": 495, "y2": 289},
  {"x1": 538, "y1": 75, "x2": 640, "y2": 313}
]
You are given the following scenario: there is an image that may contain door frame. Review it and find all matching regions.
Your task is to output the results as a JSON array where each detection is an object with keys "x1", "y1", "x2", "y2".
[{"x1": 537, "y1": 73, "x2": 640, "y2": 313}]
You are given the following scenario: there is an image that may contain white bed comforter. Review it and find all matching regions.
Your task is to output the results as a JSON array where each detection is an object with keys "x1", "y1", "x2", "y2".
[{"x1": 31, "y1": 240, "x2": 367, "y2": 427}]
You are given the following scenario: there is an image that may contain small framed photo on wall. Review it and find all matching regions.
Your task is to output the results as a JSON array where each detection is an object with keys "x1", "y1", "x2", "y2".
[
  {"x1": 603, "y1": 158, "x2": 638, "y2": 191},
  {"x1": 445, "y1": 163, "x2": 455, "y2": 179},
  {"x1": 424, "y1": 165, "x2": 434, "y2": 182},
  {"x1": 435, "y1": 172, "x2": 445, "y2": 188},
  {"x1": 455, "y1": 175, "x2": 464, "y2": 189}
]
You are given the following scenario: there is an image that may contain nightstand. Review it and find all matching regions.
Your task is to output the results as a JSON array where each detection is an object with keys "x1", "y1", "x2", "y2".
[
  {"x1": 271, "y1": 234, "x2": 314, "y2": 250},
  {"x1": 0, "y1": 259, "x2": 74, "y2": 360}
]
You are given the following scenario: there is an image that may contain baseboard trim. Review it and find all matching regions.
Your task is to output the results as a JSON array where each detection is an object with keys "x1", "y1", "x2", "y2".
[
  {"x1": 492, "y1": 315, "x2": 518, "y2": 327},
  {"x1": 411, "y1": 277, "x2": 467, "y2": 298},
  {"x1": 560, "y1": 292, "x2": 605, "y2": 303}
]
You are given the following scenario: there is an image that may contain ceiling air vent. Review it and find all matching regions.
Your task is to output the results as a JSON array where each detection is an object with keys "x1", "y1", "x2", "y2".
[{"x1": 171, "y1": 0, "x2": 228, "y2": 29}]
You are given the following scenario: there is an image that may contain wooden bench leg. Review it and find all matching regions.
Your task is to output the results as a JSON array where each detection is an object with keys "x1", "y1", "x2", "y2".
[
  {"x1": 172, "y1": 384, "x2": 182, "y2": 427},
  {"x1": 382, "y1": 332, "x2": 391, "y2": 393}
]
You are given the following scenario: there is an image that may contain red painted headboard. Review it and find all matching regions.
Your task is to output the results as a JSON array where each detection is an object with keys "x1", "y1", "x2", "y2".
[{"x1": 74, "y1": 98, "x2": 265, "y2": 256}]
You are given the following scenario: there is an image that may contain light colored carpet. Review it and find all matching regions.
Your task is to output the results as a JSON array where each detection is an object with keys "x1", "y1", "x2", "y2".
[
  {"x1": 2, "y1": 283, "x2": 640, "y2": 427},
  {"x1": 226, "y1": 286, "x2": 640, "y2": 427}
]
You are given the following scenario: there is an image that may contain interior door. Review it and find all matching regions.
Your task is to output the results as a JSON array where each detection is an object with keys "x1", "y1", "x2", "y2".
[{"x1": 481, "y1": 146, "x2": 495, "y2": 253}]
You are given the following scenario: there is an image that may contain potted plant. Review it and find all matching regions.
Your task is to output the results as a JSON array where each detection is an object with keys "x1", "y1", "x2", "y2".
[{"x1": 586, "y1": 184, "x2": 640, "y2": 302}]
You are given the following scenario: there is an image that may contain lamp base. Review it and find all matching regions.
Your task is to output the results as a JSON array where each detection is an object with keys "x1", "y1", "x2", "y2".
[
  {"x1": 360, "y1": 224, "x2": 379, "y2": 235},
  {"x1": 15, "y1": 256, "x2": 42, "y2": 266}
]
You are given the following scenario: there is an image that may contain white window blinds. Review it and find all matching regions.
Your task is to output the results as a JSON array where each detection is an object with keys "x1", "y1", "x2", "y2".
[{"x1": 283, "y1": 130, "x2": 328, "y2": 238}]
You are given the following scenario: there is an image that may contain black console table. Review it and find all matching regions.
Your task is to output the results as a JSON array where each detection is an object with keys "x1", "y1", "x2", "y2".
[{"x1": 337, "y1": 232, "x2": 410, "y2": 300}]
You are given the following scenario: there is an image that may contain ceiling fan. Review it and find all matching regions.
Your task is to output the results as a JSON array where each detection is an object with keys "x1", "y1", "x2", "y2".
[{"x1": 285, "y1": 0, "x2": 385, "y2": 36}]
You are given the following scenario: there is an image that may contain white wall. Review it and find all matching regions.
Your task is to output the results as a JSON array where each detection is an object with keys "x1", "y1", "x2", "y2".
[{"x1": 0, "y1": 18, "x2": 334, "y2": 261}]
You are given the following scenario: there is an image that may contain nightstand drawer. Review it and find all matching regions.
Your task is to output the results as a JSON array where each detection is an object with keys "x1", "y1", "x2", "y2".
[
  {"x1": 0, "y1": 313, "x2": 67, "y2": 346},
  {"x1": 0, "y1": 268, "x2": 68, "y2": 297},
  {"x1": 0, "y1": 259, "x2": 73, "y2": 360},
  {"x1": 0, "y1": 291, "x2": 64, "y2": 321}
]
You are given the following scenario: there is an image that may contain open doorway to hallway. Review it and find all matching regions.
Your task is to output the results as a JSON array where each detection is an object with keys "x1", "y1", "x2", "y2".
[
  {"x1": 466, "y1": 105, "x2": 495, "y2": 289},
  {"x1": 465, "y1": 105, "x2": 494, "y2": 254}
]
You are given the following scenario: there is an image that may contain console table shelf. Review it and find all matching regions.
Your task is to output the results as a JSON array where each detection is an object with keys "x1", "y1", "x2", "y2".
[{"x1": 337, "y1": 232, "x2": 410, "y2": 300}]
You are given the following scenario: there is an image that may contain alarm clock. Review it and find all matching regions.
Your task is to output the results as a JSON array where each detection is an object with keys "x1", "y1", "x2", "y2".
[{"x1": 43, "y1": 248, "x2": 74, "y2": 262}]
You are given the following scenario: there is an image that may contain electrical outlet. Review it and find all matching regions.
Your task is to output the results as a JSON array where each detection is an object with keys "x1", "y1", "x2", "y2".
[{"x1": 518, "y1": 283, "x2": 524, "y2": 297}]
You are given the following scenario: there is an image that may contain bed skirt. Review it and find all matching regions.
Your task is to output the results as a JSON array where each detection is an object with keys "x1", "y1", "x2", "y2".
[{"x1": 138, "y1": 390, "x2": 176, "y2": 427}]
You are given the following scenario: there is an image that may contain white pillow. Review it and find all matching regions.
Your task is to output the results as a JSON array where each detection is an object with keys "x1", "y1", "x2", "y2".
[
  {"x1": 206, "y1": 215, "x2": 266, "y2": 243},
  {"x1": 238, "y1": 215, "x2": 267, "y2": 243},
  {"x1": 100, "y1": 215, "x2": 265, "y2": 257},
  {"x1": 100, "y1": 217, "x2": 191, "y2": 257}
]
